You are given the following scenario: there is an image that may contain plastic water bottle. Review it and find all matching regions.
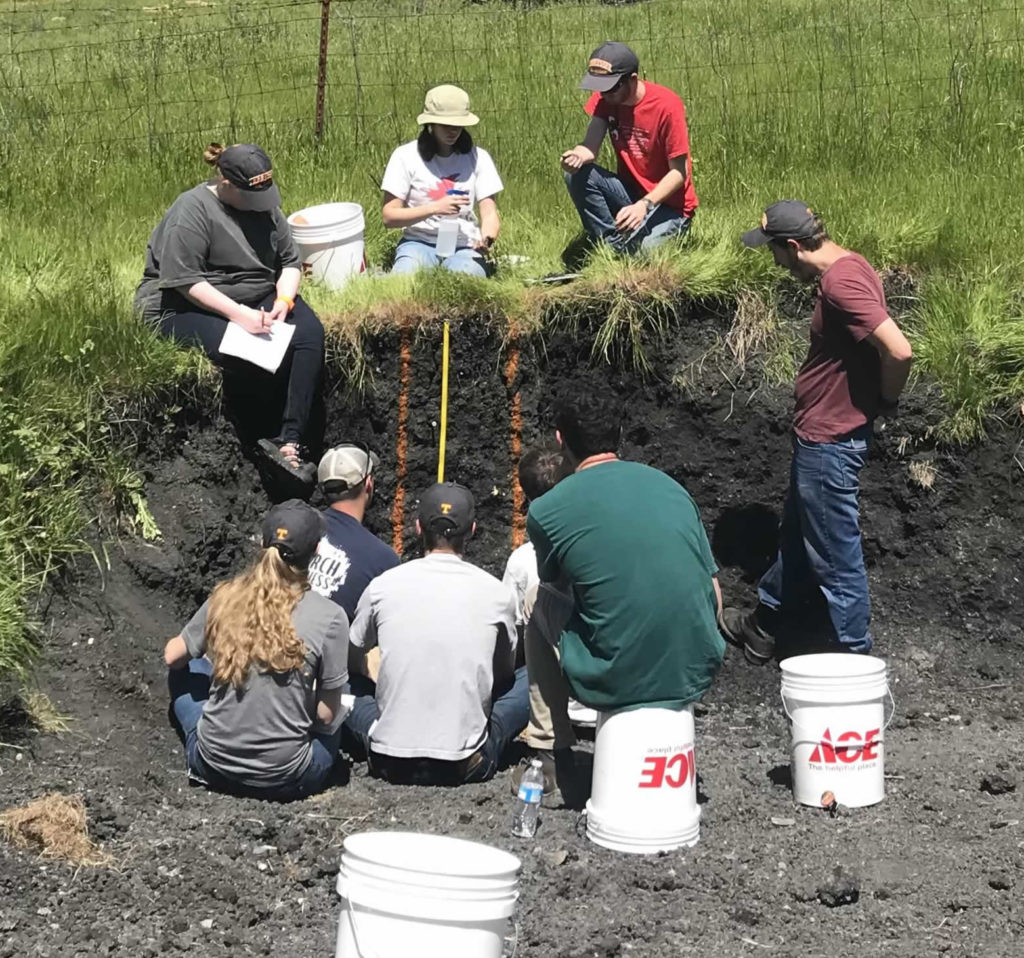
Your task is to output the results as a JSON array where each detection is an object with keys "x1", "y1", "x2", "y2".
[{"x1": 511, "y1": 759, "x2": 544, "y2": 838}]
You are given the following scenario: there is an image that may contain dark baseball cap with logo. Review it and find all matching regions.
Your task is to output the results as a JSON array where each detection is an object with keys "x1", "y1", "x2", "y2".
[
  {"x1": 261, "y1": 499, "x2": 325, "y2": 567},
  {"x1": 742, "y1": 200, "x2": 822, "y2": 247},
  {"x1": 418, "y1": 482, "x2": 475, "y2": 538},
  {"x1": 580, "y1": 41, "x2": 640, "y2": 92},
  {"x1": 217, "y1": 144, "x2": 282, "y2": 212}
]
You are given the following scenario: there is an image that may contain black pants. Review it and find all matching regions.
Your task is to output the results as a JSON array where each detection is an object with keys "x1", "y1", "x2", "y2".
[{"x1": 158, "y1": 292, "x2": 324, "y2": 446}]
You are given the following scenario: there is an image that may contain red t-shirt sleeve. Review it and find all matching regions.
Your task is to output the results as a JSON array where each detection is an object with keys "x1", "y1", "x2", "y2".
[
  {"x1": 661, "y1": 93, "x2": 691, "y2": 159},
  {"x1": 822, "y1": 259, "x2": 890, "y2": 343},
  {"x1": 584, "y1": 92, "x2": 604, "y2": 118}
]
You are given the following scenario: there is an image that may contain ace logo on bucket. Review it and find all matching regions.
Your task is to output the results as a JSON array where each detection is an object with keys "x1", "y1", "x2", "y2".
[
  {"x1": 638, "y1": 748, "x2": 696, "y2": 789},
  {"x1": 808, "y1": 728, "x2": 881, "y2": 767}
]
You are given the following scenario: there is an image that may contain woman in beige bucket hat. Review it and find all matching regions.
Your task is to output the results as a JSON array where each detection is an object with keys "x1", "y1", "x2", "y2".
[{"x1": 381, "y1": 84, "x2": 503, "y2": 277}]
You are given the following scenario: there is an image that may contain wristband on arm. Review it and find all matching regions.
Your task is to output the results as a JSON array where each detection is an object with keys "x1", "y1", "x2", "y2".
[{"x1": 275, "y1": 295, "x2": 294, "y2": 312}]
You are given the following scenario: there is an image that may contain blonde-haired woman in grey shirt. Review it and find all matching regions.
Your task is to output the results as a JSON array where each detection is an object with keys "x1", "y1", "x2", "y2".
[
  {"x1": 164, "y1": 500, "x2": 350, "y2": 801},
  {"x1": 136, "y1": 143, "x2": 324, "y2": 492}
]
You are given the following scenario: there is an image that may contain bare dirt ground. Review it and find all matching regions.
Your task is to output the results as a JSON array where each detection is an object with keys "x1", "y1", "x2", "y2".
[{"x1": 2, "y1": 312, "x2": 1022, "y2": 957}]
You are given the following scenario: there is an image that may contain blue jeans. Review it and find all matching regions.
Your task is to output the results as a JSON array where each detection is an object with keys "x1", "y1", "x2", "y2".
[
  {"x1": 564, "y1": 164, "x2": 691, "y2": 252},
  {"x1": 758, "y1": 427, "x2": 873, "y2": 652},
  {"x1": 392, "y1": 238, "x2": 487, "y2": 278},
  {"x1": 168, "y1": 658, "x2": 342, "y2": 800},
  {"x1": 343, "y1": 666, "x2": 530, "y2": 783}
]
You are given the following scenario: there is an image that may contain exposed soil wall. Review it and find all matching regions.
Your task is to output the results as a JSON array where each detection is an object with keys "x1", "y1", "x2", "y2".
[{"x1": 2, "y1": 304, "x2": 1023, "y2": 957}]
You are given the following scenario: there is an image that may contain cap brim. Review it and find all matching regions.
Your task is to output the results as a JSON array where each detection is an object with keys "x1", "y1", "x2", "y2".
[
  {"x1": 741, "y1": 227, "x2": 773, "y2": 247},
  {"x1": 417, "y1": 112, "x2": 480, "y2": 127},
  {"x1": 580, "y1": 72, "x2": 623, "y2": 92},
  {"x1": 232, "y1": 182, "x2": 282, "y2": 212}
]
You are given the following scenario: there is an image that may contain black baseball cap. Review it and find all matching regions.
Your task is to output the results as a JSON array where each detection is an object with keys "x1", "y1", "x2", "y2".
[
  {"x1": 742, "y1": 200, "x2": 821, "y2": 247},
  {"x1": 217, "y1": 144, "x2": 282, "y2": 212},
  {"x1": 261, "y1": 499, "x2": 325, "y2": 567},
  {"x1": 580, "y1": 42, "x2": 640, "y2": 92},
  {"x1": 418, "y1": 482, "x2": 475, "y2": 538}
]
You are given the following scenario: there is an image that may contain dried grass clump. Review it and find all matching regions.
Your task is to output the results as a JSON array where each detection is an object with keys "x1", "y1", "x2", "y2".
[
  {"x1": 908, "y1": 459, "x2": 937, "y2": 489},
  {"x1": 0, "y1": 793, "x2": 111, "y2": 866}
]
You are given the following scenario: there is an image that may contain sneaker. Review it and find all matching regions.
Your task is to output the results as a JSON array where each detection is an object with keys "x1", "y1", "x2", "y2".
[
  {"x1": 719, "y1": 606, "x2": 776, "y2": 665},
  {"x1": 567, "y1": 699, "x2": 598, "y2": 728},
  {"x1": 256, "y1": 439, "x2": 317, "y2": 497}
]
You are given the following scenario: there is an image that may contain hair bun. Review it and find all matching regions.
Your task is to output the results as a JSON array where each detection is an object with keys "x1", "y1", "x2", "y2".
[{"x1": 202, "y1": 142, "x2": 225, "y2": 166}]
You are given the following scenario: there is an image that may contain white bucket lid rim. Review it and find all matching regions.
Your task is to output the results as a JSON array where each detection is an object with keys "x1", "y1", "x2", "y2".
[
  {"x1": 343, "y1": 831, "x2": 521, "y2": 878},
  {"x1": 779, "y1": 653, "x2": 886, "y2": 679}
]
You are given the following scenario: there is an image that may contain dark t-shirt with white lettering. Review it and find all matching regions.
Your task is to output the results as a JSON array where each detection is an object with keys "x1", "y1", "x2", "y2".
[
  {"x1": 308, "y1": 510, "x2": 401, "y2": 621},
  {"x1": 793, "y1": 253, "x2": 890, "y2": 442},
  {"x1": 134, "y1": 182, "x2": 300, "y2": 322}
]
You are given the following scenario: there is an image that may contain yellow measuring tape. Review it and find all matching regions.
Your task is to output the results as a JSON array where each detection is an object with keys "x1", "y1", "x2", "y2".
[{"x1": 437, "y1": 320, "x2": 450, "y2": 482}]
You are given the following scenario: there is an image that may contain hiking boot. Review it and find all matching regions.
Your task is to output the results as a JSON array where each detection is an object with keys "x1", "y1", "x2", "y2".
[
  {"x1": 256, "y1": 439, "x2": 317, "y2": 498},
  {"x1": 719, "y1": 605, "x2": 776, "y2": 665}
]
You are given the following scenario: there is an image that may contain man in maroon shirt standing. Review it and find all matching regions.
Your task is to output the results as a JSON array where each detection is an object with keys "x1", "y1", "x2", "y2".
[
  {"x1": 721, "y1": 201, "x2": 913, "y2": 661},
  {"x1": 561, "y1": 42, "x2": 696, "y2": 255}
]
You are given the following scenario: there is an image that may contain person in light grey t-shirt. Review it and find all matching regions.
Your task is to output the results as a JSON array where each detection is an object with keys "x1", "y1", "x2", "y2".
[
  {"x1": 165, "y1": 500, "x2": 349, "y2": 800},
  {"x1": 343, "y1": 482, "x2": 529, "y2": 786}
]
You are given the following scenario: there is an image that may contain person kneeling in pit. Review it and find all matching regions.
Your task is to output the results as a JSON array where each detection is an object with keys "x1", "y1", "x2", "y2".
[
  {"x1": 502, "y1": 444, "x2": 590, "y2": 807},
  {"x1": 343, "y1": 482, "x2": 529, "y2": 786},
  {"x1": 164, "y1": 500, "x2": 350, "y2": 800}
]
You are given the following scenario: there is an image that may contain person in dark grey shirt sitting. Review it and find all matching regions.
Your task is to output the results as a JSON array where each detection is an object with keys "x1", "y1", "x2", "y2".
[
  {"x1": 136, "y1": 143, "x2": 325, "y2": 491},
  {"x1": 343, "y1": 482, "x2": 529, "y2": 786},
  {"x1": 164, "y1": 500, "x2": 350, "y2": 801}
]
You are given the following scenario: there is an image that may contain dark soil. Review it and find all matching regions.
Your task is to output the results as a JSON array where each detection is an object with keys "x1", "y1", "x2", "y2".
[{"x1": 2, "y1": 304, "x2": 1023, "y2": 957}]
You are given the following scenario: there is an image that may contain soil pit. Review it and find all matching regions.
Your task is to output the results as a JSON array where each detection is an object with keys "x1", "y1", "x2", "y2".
[{"x1": 2, "y1": 308, "x2": 1023, "y2": 957}]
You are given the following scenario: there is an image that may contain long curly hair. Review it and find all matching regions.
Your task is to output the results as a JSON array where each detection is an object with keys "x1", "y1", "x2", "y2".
[{"x1": 204, "y1": 547, "x2": 309, "y2": 688}]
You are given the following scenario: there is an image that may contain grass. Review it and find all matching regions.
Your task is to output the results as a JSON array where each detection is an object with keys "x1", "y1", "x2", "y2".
[{"x1": 0, "y1": 0, "x2": 1023, "y2": 676}]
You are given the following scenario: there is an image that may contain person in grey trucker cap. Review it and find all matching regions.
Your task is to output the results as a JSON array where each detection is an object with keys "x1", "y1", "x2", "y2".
[
  {"x1": 308, "y1": 443, "x2": 400, "y2": 627},
  {"x1": 135, "y1": 142, "x2": 326, "y2": 497}
]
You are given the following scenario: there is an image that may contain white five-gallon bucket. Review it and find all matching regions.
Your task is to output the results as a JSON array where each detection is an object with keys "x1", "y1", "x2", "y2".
[
  {"x1": 335, "y1": 831, "x2": 520, "y2": 958},
  {"x1": 585, "y1": 705, "x2": 701, "y2": 854},
  {"x1": 780, "y1": 653, "x2": 893, "y2": 808},
  {"x1": 288, "y1": 202, "x2": 365, "y2": 291}
]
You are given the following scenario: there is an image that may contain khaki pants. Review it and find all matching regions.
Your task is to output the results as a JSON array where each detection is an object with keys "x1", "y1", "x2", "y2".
[{"x1": 522, "y1": 584, "x2": 577, "y2": 751}]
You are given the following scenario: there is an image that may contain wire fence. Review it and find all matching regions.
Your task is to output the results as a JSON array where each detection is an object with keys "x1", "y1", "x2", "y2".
[{"x1": 0, "y1": 0, "x2": 1020, "y2": 156}]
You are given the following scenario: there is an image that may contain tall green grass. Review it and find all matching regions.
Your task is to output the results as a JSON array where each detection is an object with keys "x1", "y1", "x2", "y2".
[{"x1": 1, "y1": 0, "x2": 1023, "y2": 675}]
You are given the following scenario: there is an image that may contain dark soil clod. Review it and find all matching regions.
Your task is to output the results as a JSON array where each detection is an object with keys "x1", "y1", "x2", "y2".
[{"x1": 980, "y1": 773, "x2": 1017, "y2": 796}]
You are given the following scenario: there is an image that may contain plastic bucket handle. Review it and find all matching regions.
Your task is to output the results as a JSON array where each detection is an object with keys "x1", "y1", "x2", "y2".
[{"x1": 780, "y1": 683, "x2": 896, "y2": 732}]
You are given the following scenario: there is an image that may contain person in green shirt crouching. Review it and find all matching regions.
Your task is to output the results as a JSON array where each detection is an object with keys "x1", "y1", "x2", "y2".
[{"x1": 526, "y1": 383, "x2": 725, "y2": 726}]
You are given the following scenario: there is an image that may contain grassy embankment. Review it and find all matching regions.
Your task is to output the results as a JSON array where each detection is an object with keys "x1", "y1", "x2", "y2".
[{"x1": 1, "y1": 0, "x2": 1023, "y2": 676}]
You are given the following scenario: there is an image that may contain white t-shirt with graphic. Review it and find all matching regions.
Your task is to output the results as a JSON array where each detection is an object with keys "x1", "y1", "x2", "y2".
[{"x1": 381, "y1": 140, "x2": 503, "y2": 248}]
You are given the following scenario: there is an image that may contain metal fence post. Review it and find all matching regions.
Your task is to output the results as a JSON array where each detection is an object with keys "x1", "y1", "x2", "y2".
[{"x1": 314, "y1": 0, "x2": 331, "y2": 140}]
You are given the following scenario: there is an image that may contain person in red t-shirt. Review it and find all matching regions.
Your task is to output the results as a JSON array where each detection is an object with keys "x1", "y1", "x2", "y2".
[
  {"x1": 720, "y1": 201, "x2": 912, "y2": 661},
  {"x1": 560, "y1": 42, "x2": 697, "y2": 258}
]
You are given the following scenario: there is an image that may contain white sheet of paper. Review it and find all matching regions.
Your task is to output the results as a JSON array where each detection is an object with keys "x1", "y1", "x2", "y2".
[{"x1": 219, "y1": 320, "x2": 295, "y2": 373}]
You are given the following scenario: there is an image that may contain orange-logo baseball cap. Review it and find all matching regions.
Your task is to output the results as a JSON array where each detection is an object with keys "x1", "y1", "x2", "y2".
[{"x1": 580, "y1": 42, "x2": 639, "y2": 92}]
